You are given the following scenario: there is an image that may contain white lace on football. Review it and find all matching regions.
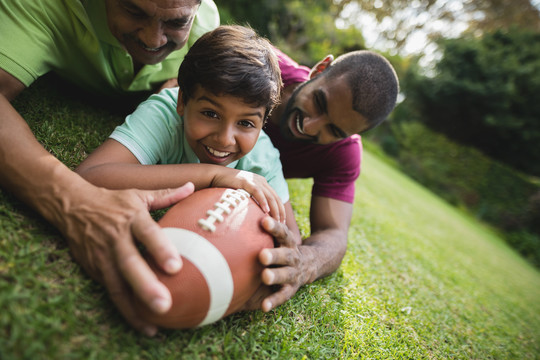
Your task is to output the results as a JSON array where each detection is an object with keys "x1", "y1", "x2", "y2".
[{"x1": 198, "y1": 189, "x2": 250, "y2": 232}]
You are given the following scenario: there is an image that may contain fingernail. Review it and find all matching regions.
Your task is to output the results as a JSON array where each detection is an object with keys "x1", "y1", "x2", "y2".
[
  {"x1": 151, "y1": 297, "x2": 171, "y2": 314},
  {"x1": 164, "y1": 258, "x2": 181, "y2": 273},
  {"x1": 143, "y1": 326, "x2": 158, "y2": 337},
  {"x1": 265, "y1": 270, "x2": 275, "y2": 284},
  {"x1": 263, "y1": 300, "x2": 272, "y2": 312}
]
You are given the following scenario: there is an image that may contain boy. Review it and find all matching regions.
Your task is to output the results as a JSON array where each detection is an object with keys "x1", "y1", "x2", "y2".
[{"x1": 76, "y1": 25, "x2": 297, "y2": 230}]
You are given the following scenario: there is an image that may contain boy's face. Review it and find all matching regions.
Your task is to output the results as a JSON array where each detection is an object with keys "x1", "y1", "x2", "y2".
[
  {"x1": 278, "y1": 74, "x2": 368, "y2": 145},
  {"x1": 105, "y1": 0, "x2": 200, "y2": 66},
  {"x1": 178, "y1": 86, "x2": 265, "y2": 166}
]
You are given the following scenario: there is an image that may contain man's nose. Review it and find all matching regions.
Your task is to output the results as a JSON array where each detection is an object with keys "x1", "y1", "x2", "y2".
[
  {"x1": 302, "y1": 115, "x2": 324, "y2": 137},
  {"x1": 139, "y1": 22, "x2": 167, "y2": 49},
  {"x1": 303, "y1": 115, "x2": 335, "y2": 145}
]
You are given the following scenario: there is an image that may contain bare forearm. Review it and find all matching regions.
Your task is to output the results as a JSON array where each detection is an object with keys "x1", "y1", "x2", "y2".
[
  {"x1": 77, "y1": 162, "x2": 232, "y2": 191},
  {"x1": 300, "y1": 228, "x2": 348, "y2": 283},
  {"x1": 0, "y1": 95, "x2": 88, "y2": 229}
]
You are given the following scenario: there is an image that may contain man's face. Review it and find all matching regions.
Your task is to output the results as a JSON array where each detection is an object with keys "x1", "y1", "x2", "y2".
[
  {"x1": 105, "y1": 0, "x2": 200, "y2": 66},
  {"x1": 279, "y1": 74, "x2": 368, "y2": 145}
]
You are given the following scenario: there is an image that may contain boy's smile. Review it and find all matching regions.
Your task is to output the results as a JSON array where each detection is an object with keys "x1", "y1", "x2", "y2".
[{"x1": 178, "y1": 86, "x2": 265, "y2": 166}]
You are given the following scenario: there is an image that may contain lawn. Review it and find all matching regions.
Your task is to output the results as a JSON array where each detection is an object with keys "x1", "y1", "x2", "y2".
[{"x1": 1, "y1": 77, "x2": 539, "y2": 359}]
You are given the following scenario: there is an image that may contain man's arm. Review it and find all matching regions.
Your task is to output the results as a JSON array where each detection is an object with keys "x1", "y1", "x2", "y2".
[
  {"x1": 0, "y1": 68, "x2": 194, "y2": 336},
  {"x1": 256, "y1": 195, "x2": 352, "y2": 311}
]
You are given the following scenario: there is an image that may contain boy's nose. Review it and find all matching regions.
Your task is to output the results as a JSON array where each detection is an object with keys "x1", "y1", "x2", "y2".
[{"x1": 215, "y1": 126, "x2": 236, "y2": 147}]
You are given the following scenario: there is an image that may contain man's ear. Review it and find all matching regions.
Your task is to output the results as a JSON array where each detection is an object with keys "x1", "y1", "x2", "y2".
[
  {"x1": 309, "y1": 55, "x2": 334, "y2": 79},
  {"x1": 176, "y1": 88, "x2": 185, "y2": 116}
]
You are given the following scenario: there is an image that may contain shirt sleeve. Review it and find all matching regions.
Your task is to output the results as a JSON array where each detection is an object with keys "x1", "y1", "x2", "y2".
[
  {"x1": 110, "y1": 88, "x2": 182, "y2": 165},
  {"x1": 0, "y1": 1, "x2": 78, "y2": 85},
  {"x1": 311, "y1": 135, "x2": 362, "y2": 203}
]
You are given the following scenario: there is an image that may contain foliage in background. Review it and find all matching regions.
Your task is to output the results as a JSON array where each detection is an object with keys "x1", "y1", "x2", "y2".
[
  {"x1": 218, "y1": 0, "x2": 366, "y2": 66},
  {"x1": 336, "y1": 0, "x2": 540, "y2": 53},
  {"x1": 402, "y1": 28, "x2": 540, "y2": 177},
  {"x1": 367, "y1": 122, "x2": 540, "y2": 267}
]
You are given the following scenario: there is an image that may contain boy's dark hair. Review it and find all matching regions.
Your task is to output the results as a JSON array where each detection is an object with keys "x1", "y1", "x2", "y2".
[
  {"x1": 177, "y1": 25, "x2": 282, "y2": 119},
  {"x1": 323, "y1": 50, "x2": 399, "y2": 132}
]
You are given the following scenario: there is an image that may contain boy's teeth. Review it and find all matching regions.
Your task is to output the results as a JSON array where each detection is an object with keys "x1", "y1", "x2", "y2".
[{"x1": 206, "y1": 146, "x2": 230, "y2": 157}]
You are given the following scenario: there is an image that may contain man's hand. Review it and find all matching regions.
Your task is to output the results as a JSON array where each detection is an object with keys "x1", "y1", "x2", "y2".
[
  {"x1": 254, "y1": 216, "x2": 316, "y2": 312},
  {"x1": 63, "y1": 183, "x2": 194, "y2": 336},
  {"x1": 243, "y1": 196, "x2": 352, "y2": 313}
]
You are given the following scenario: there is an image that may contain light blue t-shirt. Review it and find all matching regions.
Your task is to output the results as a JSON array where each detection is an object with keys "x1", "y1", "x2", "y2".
[{"x1": 110, "y1": 87, "x2": 289, "y2": 203}]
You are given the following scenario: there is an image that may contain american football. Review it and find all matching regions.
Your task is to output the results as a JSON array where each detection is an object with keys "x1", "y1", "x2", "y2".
[{"x1": 135, "y1": 187, "x2": 274, "y2": 329}]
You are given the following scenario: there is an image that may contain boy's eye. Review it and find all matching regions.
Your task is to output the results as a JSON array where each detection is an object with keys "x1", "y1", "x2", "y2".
[
  {"x1": 238, "y1": 120, "x2": 255, "y2": 128},
  {"x1": 202, "y1": 110, "x2": 219, "y2": 119}
]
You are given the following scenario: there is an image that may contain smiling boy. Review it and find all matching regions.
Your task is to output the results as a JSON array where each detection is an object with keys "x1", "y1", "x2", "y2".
[{"x1": 76, "y1": 25, "x2": 297, "y2": 232}]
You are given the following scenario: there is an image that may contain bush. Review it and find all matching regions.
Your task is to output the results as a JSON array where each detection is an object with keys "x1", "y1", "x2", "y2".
[{"x1": 367, "y1": 121, "x2": 540, "y2": 266}]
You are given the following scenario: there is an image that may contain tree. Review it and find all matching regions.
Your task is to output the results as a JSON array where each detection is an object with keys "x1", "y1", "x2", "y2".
[
  {"x1": 401, "y1": 28, "x2": 540, "y2": 176},
  {"x1": 218, "y1": 0, "x2": 366, "y2": 66},
  {"x1": 336, "y1": 0, "x2": 540, "y2": 53}
]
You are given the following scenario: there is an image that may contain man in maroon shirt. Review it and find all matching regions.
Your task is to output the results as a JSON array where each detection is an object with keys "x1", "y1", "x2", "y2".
[{"x1": 248, "y1": 48, "x2": 399, "y2": 312}]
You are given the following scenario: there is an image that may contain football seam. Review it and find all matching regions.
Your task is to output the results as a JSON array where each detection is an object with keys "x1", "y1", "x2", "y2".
[{"x1": 198, "y1": 189, "x2": 250, "y2": 232}]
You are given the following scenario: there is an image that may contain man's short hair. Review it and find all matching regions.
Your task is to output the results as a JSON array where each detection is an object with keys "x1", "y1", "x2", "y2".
[{"x1": 324, "y1": 50, "x2": 399, "y2": 132}]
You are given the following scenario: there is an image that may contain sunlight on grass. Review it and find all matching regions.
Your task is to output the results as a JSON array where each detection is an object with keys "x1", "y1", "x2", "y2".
[
  {"x1": 338, "y1": 150, "x2": 540, "y2": 358},
  {"x1": 1, "y1": 78, "x2": 539, "y2": 359}
]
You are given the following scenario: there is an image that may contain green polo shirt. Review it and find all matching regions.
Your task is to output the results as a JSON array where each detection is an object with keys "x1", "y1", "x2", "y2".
[{"x1": 0, "y1": 0, "x2": 219, "y2": 95}]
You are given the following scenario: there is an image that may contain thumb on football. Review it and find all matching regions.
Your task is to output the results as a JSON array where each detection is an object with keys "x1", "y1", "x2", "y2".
[{"x1": 146, "y1": 182, "x2": 195, "y2": 211}]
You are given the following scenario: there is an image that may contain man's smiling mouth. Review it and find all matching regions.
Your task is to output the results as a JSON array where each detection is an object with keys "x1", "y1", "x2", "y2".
[{"x1": 294, "y1": 112, "x2": 306, "y2": 135}]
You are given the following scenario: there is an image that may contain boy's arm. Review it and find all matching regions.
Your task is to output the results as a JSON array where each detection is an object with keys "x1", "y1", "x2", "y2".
[
  {"x1": 76, "y1": 138, "x2": 286, "y2": 222},
  {"x1": 0, "y1": 70, "x2": 195, "y2": 337}
]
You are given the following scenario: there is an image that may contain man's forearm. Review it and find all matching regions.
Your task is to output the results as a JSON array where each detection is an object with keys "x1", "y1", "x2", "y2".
[
  {"x1": 300, "y1": 228, "x2": 348, "y2": 284},
  {"x1": 0, "y1": 94, "x2": 87, "y2": 230}
]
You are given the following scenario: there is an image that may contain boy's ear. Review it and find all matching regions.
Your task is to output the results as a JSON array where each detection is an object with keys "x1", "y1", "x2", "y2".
[
  {"x1": 309, "y1": 55, "x2": 334, "y2": 79},
  {"x1": 176, "y1": 88, "x2": 185, "y2": 116}
]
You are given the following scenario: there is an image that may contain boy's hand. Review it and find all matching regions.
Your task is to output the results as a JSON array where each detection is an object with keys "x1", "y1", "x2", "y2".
[{"x1": 212, "y1": 169, "x2": 286, "y2": 223}]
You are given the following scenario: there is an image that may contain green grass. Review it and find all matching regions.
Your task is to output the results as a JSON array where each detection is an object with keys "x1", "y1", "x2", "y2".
[{"x1": 1, "y1": 76, "x2": 539, "y2": 359}]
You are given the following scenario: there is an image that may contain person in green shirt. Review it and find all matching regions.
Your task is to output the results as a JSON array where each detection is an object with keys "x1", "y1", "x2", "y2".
[{"x1": 0, "y1": 0, "x2": 218, "y2": 337}]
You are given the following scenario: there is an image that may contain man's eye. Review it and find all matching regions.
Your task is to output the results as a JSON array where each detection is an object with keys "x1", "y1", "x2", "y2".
[
  {"x1": 124, "y1": 6, "x2": 146, "y2": 18},
  {"x1": 167, "y1": 20, "x2": 189, "y2": 29},
  {"x1": 329, "y1": 124, "x2": 345, "y2": 138}
]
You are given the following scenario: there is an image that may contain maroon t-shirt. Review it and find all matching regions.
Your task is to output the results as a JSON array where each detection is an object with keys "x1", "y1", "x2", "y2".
[{"x1": 268, "y1": 48, "x2": 362, "y2": 204}]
